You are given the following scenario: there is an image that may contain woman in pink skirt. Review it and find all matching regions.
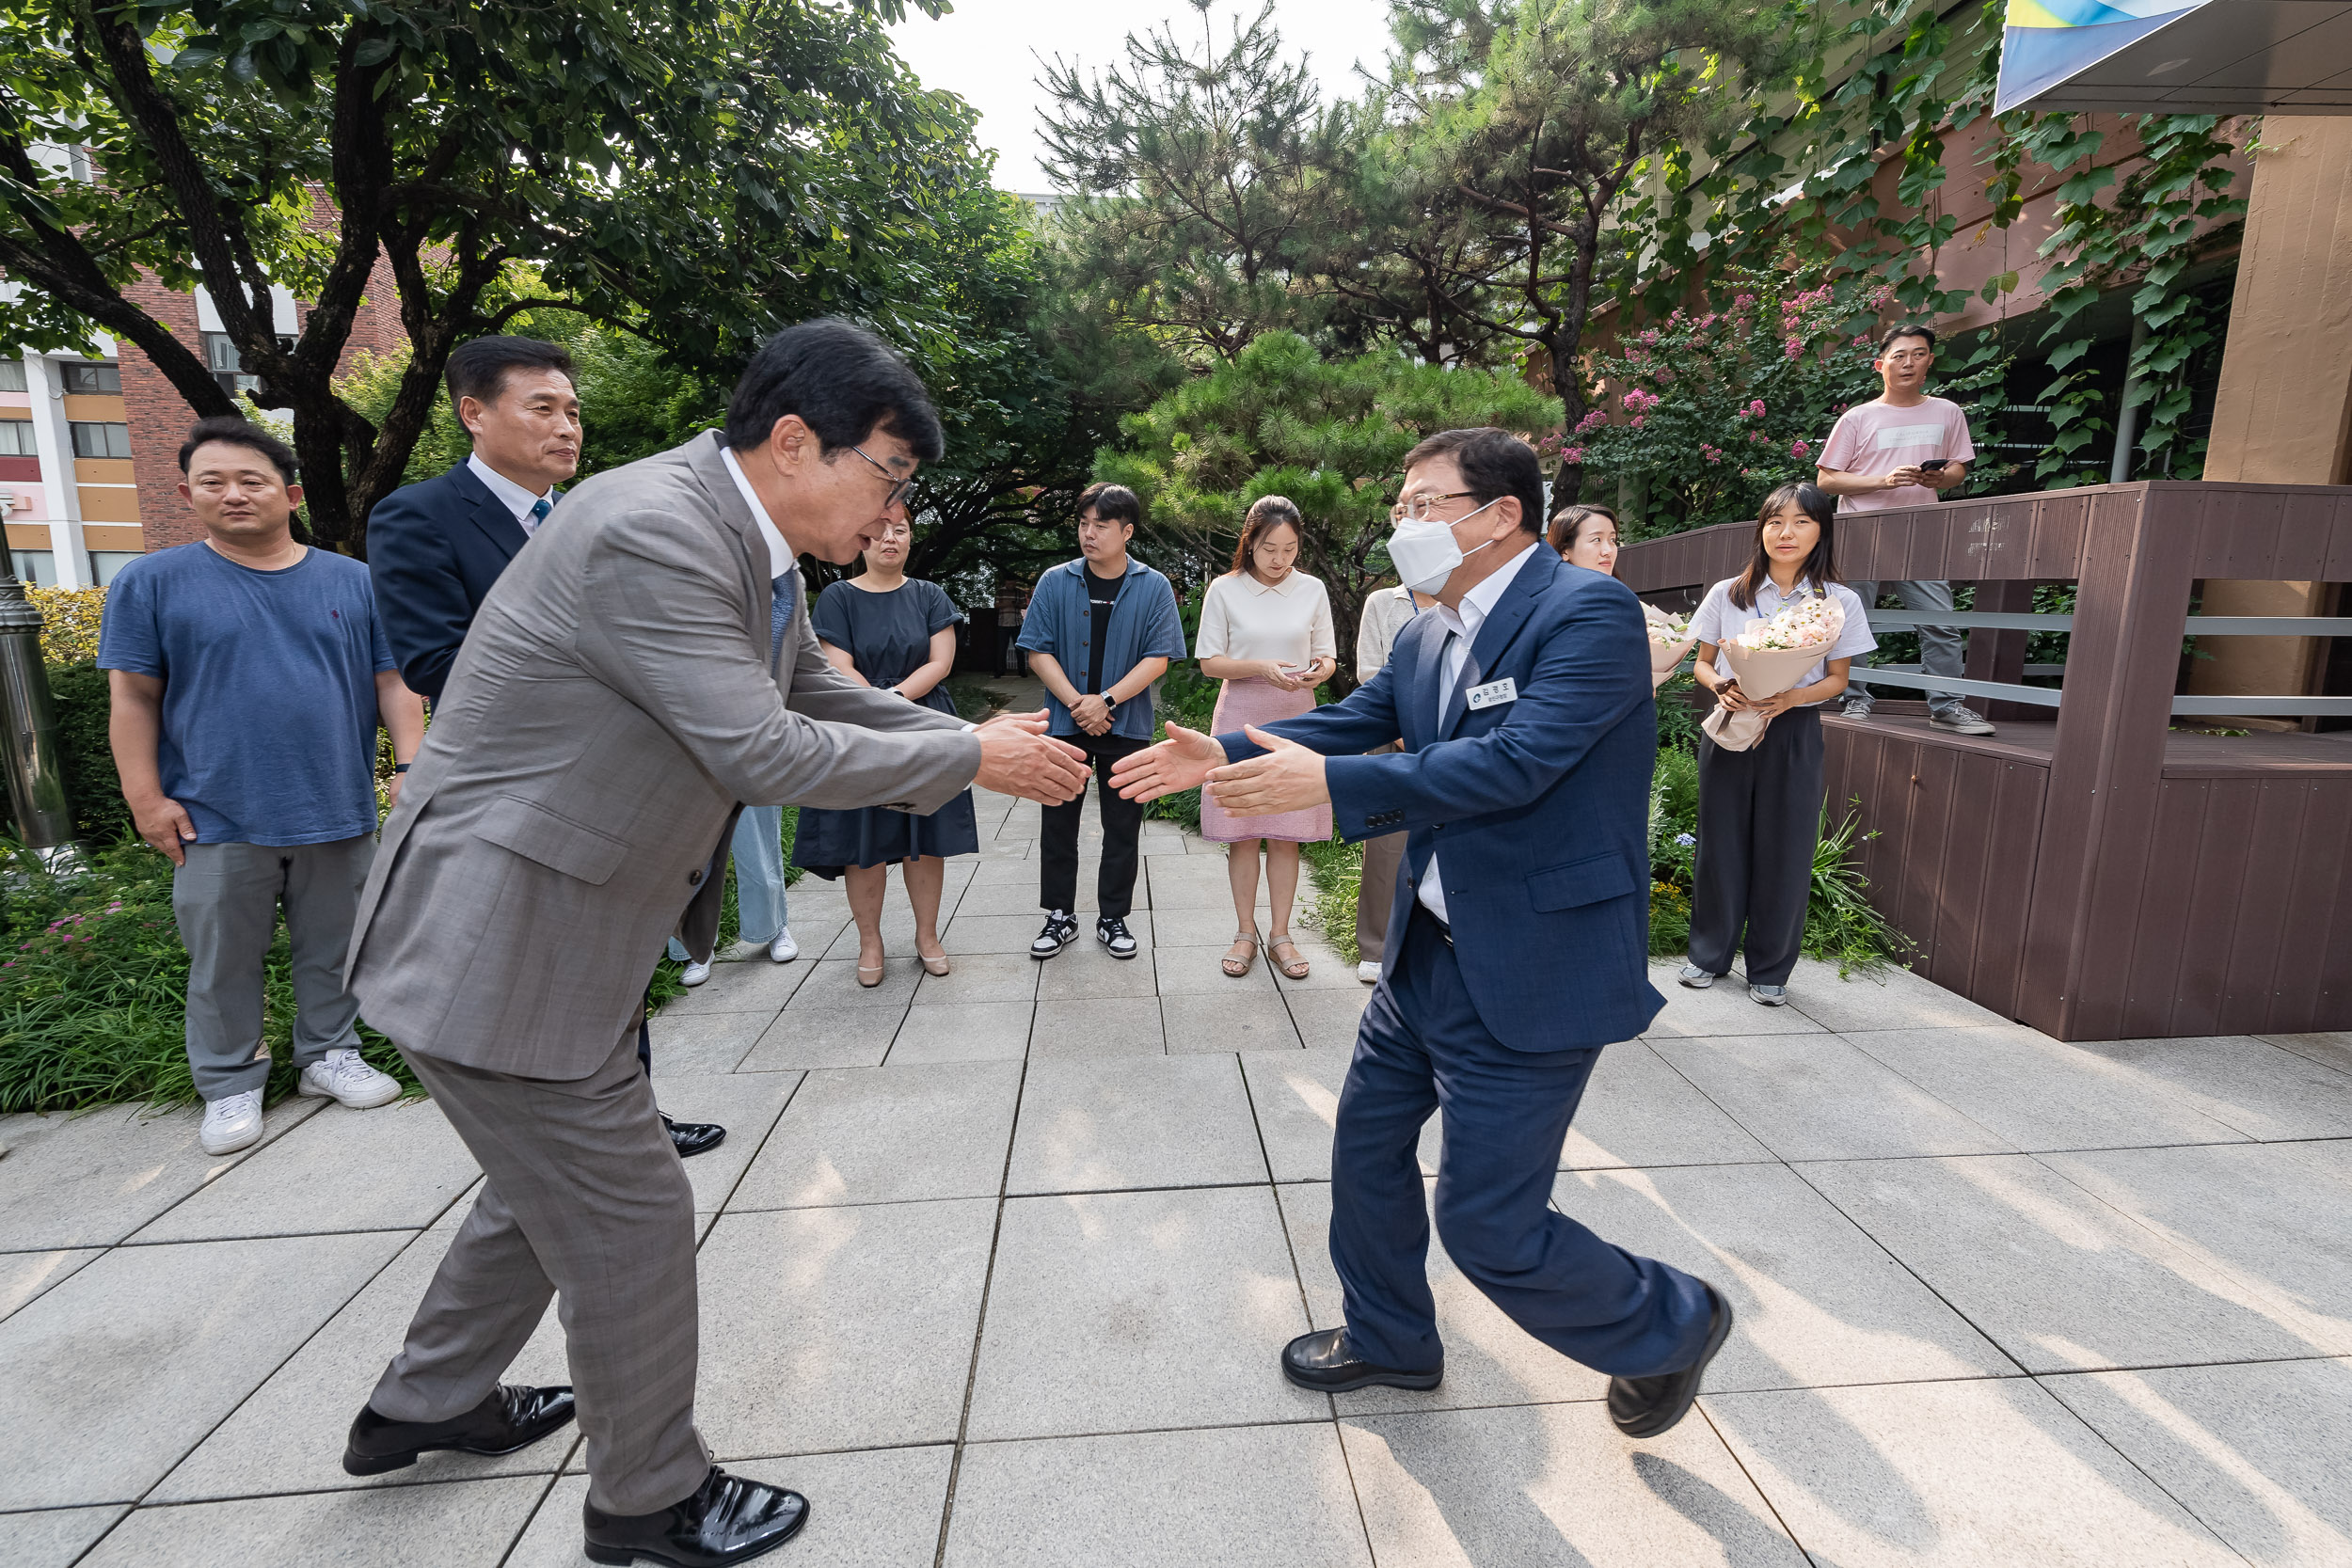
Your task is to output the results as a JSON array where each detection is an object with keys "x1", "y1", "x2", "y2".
[{"x1": 1195, "y1": 496, "x2": 1336, "y2": 979}]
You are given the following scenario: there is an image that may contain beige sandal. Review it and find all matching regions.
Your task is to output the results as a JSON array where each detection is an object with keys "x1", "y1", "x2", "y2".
[
  {"x1": 917, "y1": 943, "x2": 951, "y2": 977},
  {"x1": 1221, "y1": 929, "x2": 1261, "y2": 978},
  {"x1": 1268, "y1": 936, "x2": 1311, "y2": 981}
]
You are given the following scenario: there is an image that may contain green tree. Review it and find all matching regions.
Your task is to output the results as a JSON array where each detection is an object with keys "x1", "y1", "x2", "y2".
[
  {"x1": 1097, "y1": 330, "x2": 1558, "y2": 685},
  {"x1": 0, "y1": 0, "x2": 977, "y2": 554}
]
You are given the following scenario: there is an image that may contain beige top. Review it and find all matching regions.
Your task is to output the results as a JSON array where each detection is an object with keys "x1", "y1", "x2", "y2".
[
  {"x1": 1355, "y1": 585, "x2": 1418, "y2": 679},
  {"x1": 1196, "y1": 569, "x2": 1337, "y2": 668}
]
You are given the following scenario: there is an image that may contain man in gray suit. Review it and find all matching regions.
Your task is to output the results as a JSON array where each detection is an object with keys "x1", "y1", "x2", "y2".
[{"x1": 337, "y1": 321, "x2": 1088, "y2": 1567}]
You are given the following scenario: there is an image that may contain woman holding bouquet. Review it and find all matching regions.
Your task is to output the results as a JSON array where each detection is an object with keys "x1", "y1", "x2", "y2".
[{"x1": 1680, "y1": 483, "x2": 1876, "y2": 1006}]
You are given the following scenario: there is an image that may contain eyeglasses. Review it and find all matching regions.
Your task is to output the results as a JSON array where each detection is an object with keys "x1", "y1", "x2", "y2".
[
  {"x1": 849, "y1": 444, "x2": 915, "y2": 509},
  {"x1": 1391, "y1": 490, "x2": 1479, "y2": 523}
]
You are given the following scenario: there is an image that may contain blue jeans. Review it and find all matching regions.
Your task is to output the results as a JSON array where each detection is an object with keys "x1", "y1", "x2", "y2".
[{"x1": 664, "y1": 806, "x2": 789, "y2": 962}]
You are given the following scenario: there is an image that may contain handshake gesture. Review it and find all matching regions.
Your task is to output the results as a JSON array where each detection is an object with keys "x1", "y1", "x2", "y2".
[
  {"x1": 1108, "y1": 721, "x2": 1330, "y2": 816},
  {"x1": 972, "y1": 709, "x2": 1093, "y2": 804}
]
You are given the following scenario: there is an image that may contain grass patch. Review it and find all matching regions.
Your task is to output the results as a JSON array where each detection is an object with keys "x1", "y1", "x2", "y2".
[{"x1": 1298, "y1": 836, "x2": 1362, "y2": 966}]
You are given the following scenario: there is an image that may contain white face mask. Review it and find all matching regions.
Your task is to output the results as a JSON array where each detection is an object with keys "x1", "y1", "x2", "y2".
[{"x1": 1388, "y1": 498, "x2": 1499, "y2": 595}]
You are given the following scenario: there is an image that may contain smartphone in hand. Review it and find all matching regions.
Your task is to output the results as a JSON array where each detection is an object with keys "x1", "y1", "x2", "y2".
[{"x1": 1918, "y1": 458, "x2": 1949, "y2": 472}]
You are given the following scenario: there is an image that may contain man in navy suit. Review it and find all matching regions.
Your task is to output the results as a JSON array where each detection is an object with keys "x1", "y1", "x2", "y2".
[
  {"x1": 366, "y1": 337, "x2": 725, "y2": 1162},
  {"x1": 367, "y1": 337, "x2": 580, "y2": 705},
  {"x1": 1113, "y1": 428, "x2": 1731, "y2": 1438}
]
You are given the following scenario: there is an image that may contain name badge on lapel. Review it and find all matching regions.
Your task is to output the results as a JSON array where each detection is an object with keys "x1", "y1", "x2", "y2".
[{"x1": 1466, "y1": 677, "x2": 1518, "y2": 712}]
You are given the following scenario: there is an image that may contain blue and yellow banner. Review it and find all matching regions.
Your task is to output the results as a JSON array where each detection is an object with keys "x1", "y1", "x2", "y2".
[{"x1": 1995, "y1": 0, "x2": 2208, "y2": 113}]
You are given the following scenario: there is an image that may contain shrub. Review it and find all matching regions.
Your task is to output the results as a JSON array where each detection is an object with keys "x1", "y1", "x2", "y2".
[
  {"x1": 45, "y1": 661, "x2": 135, "y2": 847},
  {"x1": 28, "y1": 584, "x2": 104, "y2": 666}
]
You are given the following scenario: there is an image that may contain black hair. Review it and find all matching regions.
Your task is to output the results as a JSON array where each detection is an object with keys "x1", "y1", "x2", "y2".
[
  {"x1": 178, "y1": 415, "x2": 297, "y2": 487},
  {"x1": 1400, "y1": 428, "x2": 1544, "y2": 535},
  {"x1": 1728, "y1": 482, "x2": 1840, "y2": 610},
  {"x1": 1231, "y1": 494, "x2": 1303, "y2": 577},
  {"x1": 1878, "y1": 323, "x2": 1936, "y2": 355},
  {"x1": 1077, "y1": 481, "x2": 1141, "y2": 531},
  {"x1": 1547, "y1": 502, "x2": 1618, "y2": 561},
  {"x1": 724, "y1": 318, "x2": 945, "y2": 462},
  {"x1": 445, "y1": 337, "x2": 575, "y2": 408}
]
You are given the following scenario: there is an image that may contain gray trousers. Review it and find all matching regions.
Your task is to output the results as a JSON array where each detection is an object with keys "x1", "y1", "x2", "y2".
[
  {"x1": 1355, "y1": 831, "x2": 1407, "y2": 967},
  {"x1": 1845, "y1": 579, "x2": 1963, "y2": 714},
  {"x1": 372, "y1": 1023, "x2": 709, "y2": 1516},
  {"x1": 171, "y1": 835, "x2": 373, "y2": 1101}
]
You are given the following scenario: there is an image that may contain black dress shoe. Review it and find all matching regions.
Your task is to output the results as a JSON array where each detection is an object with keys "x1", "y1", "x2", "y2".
[
  {"x1": 343, "y1": 1384, "x2": 575, "y2": 1476},
  {"x1": 663, "y1": 1114, "x2": 726, "y2": 1159},
  {"x1": 584, "y1": 1465, "x2": 809, "y2": 1567},
  {"x1": 1280, "y1": 1327, "x2": 1442, "y2": 1392},
  {"x1": 1608, "y1": 1284, "x2": 1734, "y2": 1438}
]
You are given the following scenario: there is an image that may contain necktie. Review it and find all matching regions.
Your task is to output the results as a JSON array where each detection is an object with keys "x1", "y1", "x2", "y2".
[
  {"x1": 770, "y1": 570, "x2": 795, "y2": 665},
  {"x1": 529, "y1": 497, "x2": 551, "y2": 528}
]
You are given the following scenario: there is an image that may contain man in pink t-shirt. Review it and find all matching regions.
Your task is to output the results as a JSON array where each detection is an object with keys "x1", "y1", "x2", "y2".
[{"x1": 1814, "y1": 324, "x2": 1995, "y2": 736}]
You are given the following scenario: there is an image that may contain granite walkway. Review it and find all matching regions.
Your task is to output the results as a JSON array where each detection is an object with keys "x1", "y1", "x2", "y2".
[{"x1": 4, "y1": 784, "x2": 2350, "y2": 1566}]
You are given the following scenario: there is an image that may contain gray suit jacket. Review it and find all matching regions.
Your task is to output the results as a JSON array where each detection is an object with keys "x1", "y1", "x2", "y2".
[{"x1": 348, "y1": 431, "x2": 978, "y2": 1079}]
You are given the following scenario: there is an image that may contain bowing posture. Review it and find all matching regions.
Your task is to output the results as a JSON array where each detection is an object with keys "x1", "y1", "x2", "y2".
[{"x1": 1113, "y1": 427, "x2": 1732, "y2": 1438}]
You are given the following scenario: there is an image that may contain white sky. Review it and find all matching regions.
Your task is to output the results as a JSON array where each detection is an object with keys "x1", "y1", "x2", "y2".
[{"x1": 887, "y1": 0, "x2": 1396, "y2": 193}]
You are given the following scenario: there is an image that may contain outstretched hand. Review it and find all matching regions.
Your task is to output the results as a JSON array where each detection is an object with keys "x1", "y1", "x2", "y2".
[
  {"x1": 1206, "y1": 725, "x2": 1329, "y2": 816},
  {"x1": 973, "y1": 711, "x2": 1090, "y2": 804},
  {"x1": 1108, "y1": 721, "x2": 1226, "y2": 802}
]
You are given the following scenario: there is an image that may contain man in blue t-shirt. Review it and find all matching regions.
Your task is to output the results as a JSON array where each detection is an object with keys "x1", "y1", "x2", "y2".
[{"x1": 99, "y1": 417, "x2": 426, "y2": 1156}]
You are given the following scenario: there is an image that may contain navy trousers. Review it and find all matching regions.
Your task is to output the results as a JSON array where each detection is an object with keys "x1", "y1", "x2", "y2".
[{"x1": 1329, "y1": 902, "x2": 1714, "y2": 1376}]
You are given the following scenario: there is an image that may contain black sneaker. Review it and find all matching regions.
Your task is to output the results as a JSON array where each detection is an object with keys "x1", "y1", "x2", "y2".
[
  {"x1": 1096, "y1": 915, "x2": 1138, "y2": 959},
  {"x1": 1030, "y1": 911, "x2": 1079, "y2": 959}
]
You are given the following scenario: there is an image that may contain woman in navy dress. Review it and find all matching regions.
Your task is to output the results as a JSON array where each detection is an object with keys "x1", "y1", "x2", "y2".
[{"x1": 790, "y1": 514, "x2": 979, "y2": 984}]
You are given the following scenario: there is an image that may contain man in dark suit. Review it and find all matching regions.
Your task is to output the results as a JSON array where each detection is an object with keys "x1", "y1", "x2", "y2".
[
  {"x1": 366, "y1": 336, "x2": 724, "y2": 1160},
  {"x1": 1113, "y1": 428, "x2": 1732, "y2": 1438}
]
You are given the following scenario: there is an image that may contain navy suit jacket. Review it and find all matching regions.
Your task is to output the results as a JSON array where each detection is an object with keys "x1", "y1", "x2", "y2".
[
  {"x1": 367, "y1": 462, "x2": 549, "y2": 704},
  {"x1": 1219, "y1": 546, "x2": 1665, "y2": 1052}
]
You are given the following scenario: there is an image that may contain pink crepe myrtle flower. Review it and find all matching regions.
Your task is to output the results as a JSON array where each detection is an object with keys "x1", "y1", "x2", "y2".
[
  {"x1": 1784, "y1": 337, "x2": 1804, "y2": 359},
  {"x1": 1575, "y1": 409, "x2": 1608, "y2": 435},
  {"x1": 1790, "y1": 439, "x2": 1811, "y2": 459},
  {"x1": 1733, "y1": 293, "x2": 1756, "y2": 310},
  {"x1": 1746, "y1": 399, "x2": 1766, "y2": 418},
  {"x1": 1630, "y1": 415, "x2": 1646, "y2": 429},
  {"x1": 1561, "y1": 446, "x2": 1586, "y2": 464}
]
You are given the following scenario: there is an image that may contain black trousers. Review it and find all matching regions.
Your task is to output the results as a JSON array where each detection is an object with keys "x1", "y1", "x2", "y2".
[
  {"x1": 1689, "y1": 704, "x2": 1824, "y2": 988},
  {"x1": 1041, "y1": 732, "x2": 1148, "y2": 919}
]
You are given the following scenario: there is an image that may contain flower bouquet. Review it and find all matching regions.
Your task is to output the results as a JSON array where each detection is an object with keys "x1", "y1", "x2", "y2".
[
  {"x1": 1700, "y1": 594, "x2": 1845, "y2": 752},
  {"x1": 1644, "y1": 603, "x2": 1695, "y2": 691}
]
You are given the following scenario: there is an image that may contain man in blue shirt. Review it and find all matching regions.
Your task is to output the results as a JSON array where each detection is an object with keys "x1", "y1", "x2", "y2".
[
  {"x1": 100, "y1": 417, "x2": 425, "y2": 1156},
  {"x1": 1015, "y1": 483, "x2": 1187, "y2": 960}
]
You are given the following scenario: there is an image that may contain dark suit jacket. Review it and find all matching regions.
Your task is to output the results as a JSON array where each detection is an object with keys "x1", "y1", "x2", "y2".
[
  {"x1": 367, "y1": 461, "x2": 547, "y2": 704},
  {"x1": 1219, "y1": 546, "x2": 1665, "y2": 1052}
]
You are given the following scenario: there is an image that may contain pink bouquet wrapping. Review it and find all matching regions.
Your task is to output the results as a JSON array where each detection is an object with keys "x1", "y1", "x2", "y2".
[
  {"x1": 1644, "y1": 604, "x2": 1695, "y2": 691},
  {"x1": 1699, "y1": 595, "x2": 1846, "y2": 752}
]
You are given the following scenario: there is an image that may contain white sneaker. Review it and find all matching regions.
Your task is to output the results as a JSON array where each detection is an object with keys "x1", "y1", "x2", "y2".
[
  {"x1": 680, "y1": 958, "x2": 712, "y2": 986},
  {"x1": 769, "y1": 929, "x2": 799, "y2": 963},
  {"x1": 299, "y1": 1047, "x2": 402, "y2": 1109},
  {"x1": 1357, "y1": 961, "x2": 1381, "y2": 984},
  {"x1": 199, "y1": 1088, "x2": 265, "y2": 1155}
]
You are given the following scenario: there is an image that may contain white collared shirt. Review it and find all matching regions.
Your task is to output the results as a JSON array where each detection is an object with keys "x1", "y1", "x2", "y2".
[
  {"x1": 719, "y1": 447, "x2": 797, "y2": 580},
  {"x1": 1418, "y1": 538, "x2": 1542, "y2": 925},
  {"x1": 467, "y1": 453, "x2": 557, "y2": 537}
]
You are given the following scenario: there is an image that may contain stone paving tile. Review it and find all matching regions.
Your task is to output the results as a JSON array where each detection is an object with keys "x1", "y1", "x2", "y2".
[
  {"x1": 660, "y1": 954, "x2": 815, "y2": 1017},
  {"x1": 1151, "y1": 905, "x2": 1262, "y2": 947},
  {"x1": 2039, "y1": 1357, "x2": 2352, "y2": 1568},
  {"x1": 1556, "y1": 1163, "x2": 2016, "y2": 1391},
  {"x1": 1640, "y1": 966, "x2": 1826, "y2": 1038},
  {"x1": 968, "y1": 854, "x2": 1039, "y2": 885},
  {"x1": 1152, "y1": 939, "x2": 1277, "y2": 995},
  {"x1": 889, "y1": 1000, "x2": 1035, "y2": 1065},
  {"x1": 820, "y1": 907, "x2": 926, "y2": 961},
  {"x1": 1029, "y1": 996, "x2": 1165, "y2": 1057},
  {"x1": 78, "y1": 1474, "x2": 547, "y2": 1568},
  {"x1": 955, "y1": 881, "x2": 1073, "y2": 918},
  {"x1": 2035, "y1": 1141, "x2": 2352, "y2": 1354},
  {"x1": 134, "y1": 1098, "x2": 480, "y2": 1243},
  {"x1": 2257, "y1": 1032, "x2": 2352, "y2": 1076},
  {"x1": 0, "y1": 1098, "x2": 322, "y2": 1251},
  {"x1": 1037, "y1": 942, "x2": 1158, "y2": 1001},
  {"x1": 944, "y1": 1424, "x2": 1372, "y2": 1568},
  {"x1": 1798, "y1": 1154, "x2": 2325, "y2": 1373},
  {"x1": 0, "y1": 1246, "x2": 102, "y2": 1323},
  {"x1": 1782, "y1": 957, "x2": 2013, "y2": 1033},
  {"x1": 7, "y1": 1506, "x2": 129, "y2": 1568},
  {"x1": 152, "y1": 1228, "x2": 573, "y2": 1503},
  {"x1": 913, "y1": 950, "x2": 1038, "y2": 1006},
  {"x1": 1650, "y1": 1034, "x2": 2013, "y2": 1162},
  {"x1": 965, "y1": 1187, "x2": 1323, "y2": 1440},
  {"x1": 1704, "y1": 1377, "x2": 2245, "y2": 1567},
  {"x1": 1163, "y1": 988, "x2": 1305, "y2": 1053},
  {"x1": 0, "y1": 1231, "x2": 405, "y2": 1509},
  {"x1": 696, "y1": 1198, "x2": 995, "y2": 1457},
  {"x1": 1242, "y1": 1050, "x2": 1438, "y2": 1183},
  {"x1": 1342, "y1": 1403, "x2": 1808, "y2": 1568},
  {"x1": 741, "y1": 1006, "x2": 903, "y2": 1071},
  {"x1": 2072, "y1": 1035, "x2": 2352, "y2": 1141},
  {"x1": 646, "y1": 1008, "x2": 781, "y2": 1075},
  {"x1": 516, "y1": 1447, "x2": 952, "y2": 1568},
  {"x1": 1282, "y1": 1180, "x2": 1597, "y2": 1416},
  {"x1": 1266, "y1": 935, "x2": 1359, "y2": 990},
  {"x1": 1283, "y1": 987, "x2": 1371, "y2": 1051},
  {"x1": 731, "y1": 1061, "x2": 1020, "y2": 1210},
  {"x1": 787, "y1": 957, "x2": 925, "y2": 1010},
  {"x1": 1008, "y1": 1055, "x2": 1266, "y2": 1195},
  {"x1": 644, "y1": 1072, "x2": 800, "y2": 1213},
  {"x1": 1563, "y1": 1039, "x2": 1775, "y2": 1170}
]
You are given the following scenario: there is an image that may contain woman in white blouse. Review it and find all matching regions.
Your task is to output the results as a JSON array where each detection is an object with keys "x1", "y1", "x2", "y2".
[{"x1": 1195, "y1": 497, "x2": 1337, "y2": 980}]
